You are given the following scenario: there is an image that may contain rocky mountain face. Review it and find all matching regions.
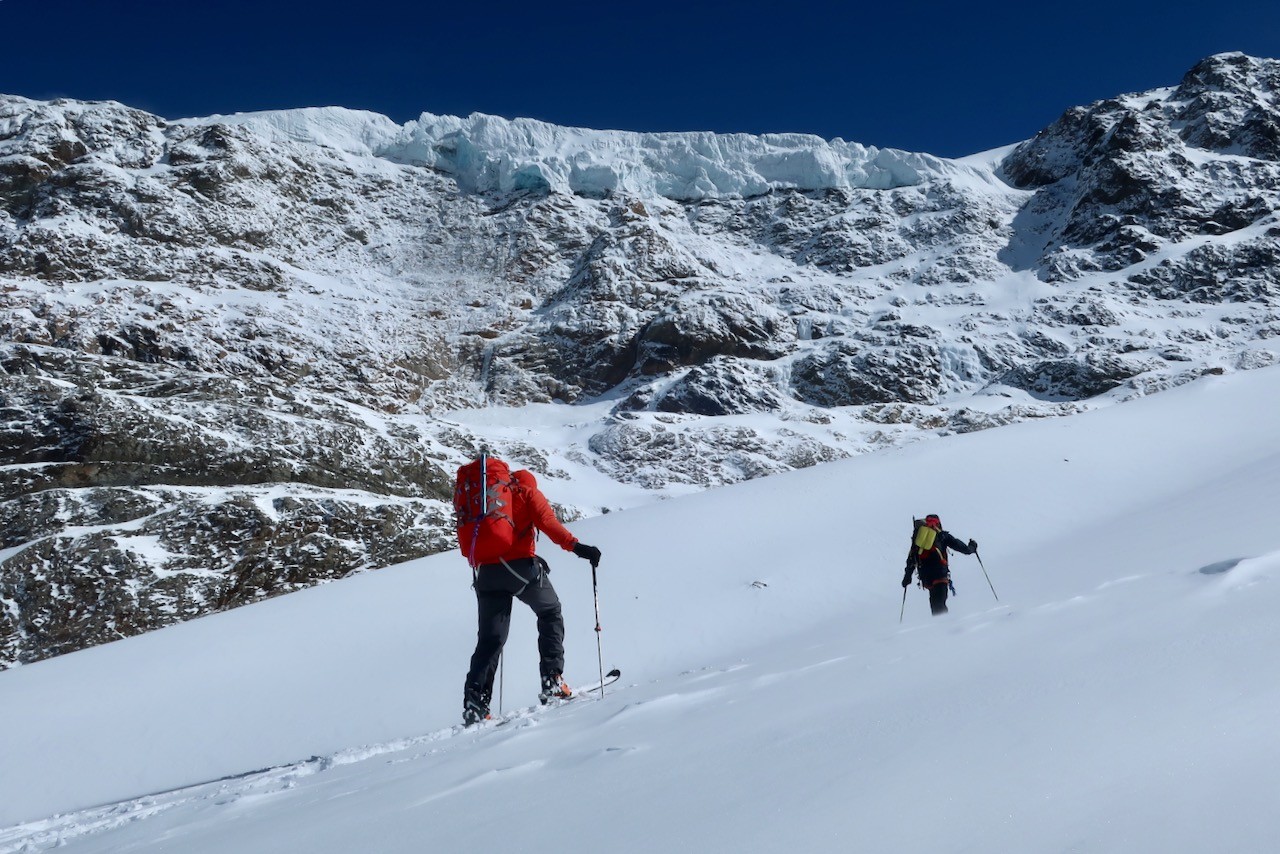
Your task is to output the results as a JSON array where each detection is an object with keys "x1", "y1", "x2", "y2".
[{"x1": 2, "y1": 53, "x2": 1277, "y2": 668}]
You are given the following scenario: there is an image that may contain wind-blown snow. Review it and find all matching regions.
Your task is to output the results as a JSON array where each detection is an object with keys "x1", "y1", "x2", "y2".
[
  {"x1": 189, "y1": 108, "x2": 960, "y2": 198},
  {"x1": 2, "y1": 365, "x2": 1279, "y2": 852}
]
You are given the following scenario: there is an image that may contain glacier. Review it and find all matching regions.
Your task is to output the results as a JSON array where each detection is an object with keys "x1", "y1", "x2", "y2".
[{"x1": 189, "y1": 107, "x2": 959, "y2": 198}]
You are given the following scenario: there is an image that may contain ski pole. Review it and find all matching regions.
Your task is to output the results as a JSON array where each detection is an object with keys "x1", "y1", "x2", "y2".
[
  {"x1": 591, "y1": 561, "x2": 605, "y2": 698},
  {"x1": 899, "y1": 586, "x2": 907, "y2": 623},
  {"x1": 498, "y1": 651, "x2": 504, "y2": 715},
  {"x1": 975, "y1": 550, "x2": 999, "y2": 601}
]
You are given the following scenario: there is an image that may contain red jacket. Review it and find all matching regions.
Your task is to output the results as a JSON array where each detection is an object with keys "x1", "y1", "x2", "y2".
[{"x1": 502, "y1": 470, "x2": 577, "y2": 560}]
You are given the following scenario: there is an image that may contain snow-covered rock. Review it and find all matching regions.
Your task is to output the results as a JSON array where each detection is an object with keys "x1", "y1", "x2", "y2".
[{"x1": 2, "y1": 52, "x2": 1279, "y2": 667}]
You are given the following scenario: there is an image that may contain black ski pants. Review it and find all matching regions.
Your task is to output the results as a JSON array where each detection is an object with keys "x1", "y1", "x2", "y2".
[
  {"x1": 928, "y1": 581, "x2": 949, "y2": 615},
  {"x1": 464, "y1": 557, "x2": 564, "y2": 712}
]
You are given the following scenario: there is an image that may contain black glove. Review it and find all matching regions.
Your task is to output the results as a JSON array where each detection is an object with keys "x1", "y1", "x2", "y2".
[
  {"x1": 573, "y1": 542, "x2": 601, "y2": 566},
  {"x1": 968, "y1": 539, "x2": 978, "y2": 552},
  {"x1": 901, "y1": 573, "x2": 913, "y2": 589}
]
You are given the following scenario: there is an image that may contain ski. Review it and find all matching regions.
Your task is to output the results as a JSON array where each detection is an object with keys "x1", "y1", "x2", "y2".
[
  {"x1": 484, "y1": 668, "x2": 621, "y2": 728},
  {"x1": 538, "y1": 667, "x2": 622, "y2": 707},
  {"x1": 563, "y1": 667, "x2": 621, "y2": 700}
]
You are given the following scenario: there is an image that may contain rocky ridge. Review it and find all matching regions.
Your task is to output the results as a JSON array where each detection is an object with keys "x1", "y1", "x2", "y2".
[{"x1": 2, "y1": 52, "x2": 1278, "y2": 667}]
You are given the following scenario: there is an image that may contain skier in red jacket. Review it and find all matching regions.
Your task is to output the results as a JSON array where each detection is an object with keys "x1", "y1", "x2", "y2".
[{"x1": 463, "y1": 469, "x2": 601, "y2": 725}]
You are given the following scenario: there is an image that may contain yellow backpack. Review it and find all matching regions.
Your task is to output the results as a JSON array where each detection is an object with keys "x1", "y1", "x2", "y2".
[
  {"x1": 913, "y1": 523, "x2": 937, "y2": 552},
  {"x1": 912, "y1": 516, "x2": 943, "y2": 554}
]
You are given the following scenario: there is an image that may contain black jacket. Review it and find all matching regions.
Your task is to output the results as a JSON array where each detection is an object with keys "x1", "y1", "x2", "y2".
[{"x1": 905, "y1": 530, "x2": 974, "y2": 588}]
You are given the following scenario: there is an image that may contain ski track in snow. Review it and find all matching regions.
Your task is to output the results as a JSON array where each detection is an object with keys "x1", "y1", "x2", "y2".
[
  {"x1": 0, "y1": 677, "x2": 660, "y2": 852},
  {"x1": 0, "y1": 706, "x2": 559, "y2": 851},
  {"x1": 0, "y1": 736, "x2": 423, "y2": 851},
  {"x1": 0, "y1": 665, "x2": 739, "y2": 851}
]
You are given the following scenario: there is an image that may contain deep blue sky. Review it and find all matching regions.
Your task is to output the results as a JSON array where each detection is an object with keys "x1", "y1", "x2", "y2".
[{"x1": 3, "y1": 0, "x2": 1278, "y2": 157}]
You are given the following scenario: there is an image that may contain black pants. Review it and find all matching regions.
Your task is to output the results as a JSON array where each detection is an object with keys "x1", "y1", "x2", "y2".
[
  {"x1": 928, "y1": 580, "x2": 949, "y2": 615},
  {"x1": 464, "y1": 557, "x2": 564, "y2": 712}
]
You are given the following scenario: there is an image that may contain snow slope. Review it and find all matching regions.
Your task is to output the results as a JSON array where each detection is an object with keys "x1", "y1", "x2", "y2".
[{"x1": 1, "y1": 365, "x2": 1279, "y2": 852}]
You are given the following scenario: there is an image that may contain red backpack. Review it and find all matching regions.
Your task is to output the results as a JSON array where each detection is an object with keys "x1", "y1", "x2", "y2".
[{"x1": 453, "y1": 454, "x2": 516, "y2": 567}]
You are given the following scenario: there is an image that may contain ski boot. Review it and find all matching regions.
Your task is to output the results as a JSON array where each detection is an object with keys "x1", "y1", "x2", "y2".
[{"x1": 538, "y1": 673, "x2": 572, "y2": 705}]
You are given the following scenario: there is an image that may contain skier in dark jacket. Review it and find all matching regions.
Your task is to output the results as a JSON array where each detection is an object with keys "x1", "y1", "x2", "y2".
[
  {"x1": 463, "y1": 469, "x2": 601, "y2": 726},
  {"x1": 902, "y1": 514, "x2": 977, "y2": 616}
]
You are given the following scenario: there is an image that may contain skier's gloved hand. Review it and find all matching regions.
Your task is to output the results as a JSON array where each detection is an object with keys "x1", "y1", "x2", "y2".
[
  {"x1": 968, "y1": 539, "x2": 978, "y2": 551},
  {"x1": 573, "y1": 542, "x2": 602, "y2": 566},
  {"x1": 901, "y1": 573, "x2": 913, "y2": 589}
]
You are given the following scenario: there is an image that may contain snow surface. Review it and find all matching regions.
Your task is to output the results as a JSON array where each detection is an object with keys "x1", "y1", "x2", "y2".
[{"x1": 2, "y1": 366, "x2": 1280, "y2": 852}]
